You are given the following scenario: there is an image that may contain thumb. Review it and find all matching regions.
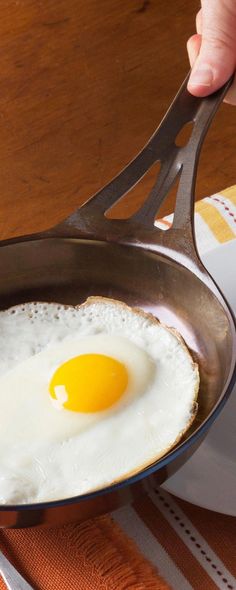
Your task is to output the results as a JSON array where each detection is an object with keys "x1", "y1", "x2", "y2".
[{"x1": 188, "y1": 0, "x2": 236, "y2": 96}]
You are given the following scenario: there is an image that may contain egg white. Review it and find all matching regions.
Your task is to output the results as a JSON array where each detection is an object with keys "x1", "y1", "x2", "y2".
[
  {"x1": 0, "y1": 333, "x2": 154, "y2": 445},
  {"x1": 0, "y1": 297, "x2": 199, "y2": 504}
]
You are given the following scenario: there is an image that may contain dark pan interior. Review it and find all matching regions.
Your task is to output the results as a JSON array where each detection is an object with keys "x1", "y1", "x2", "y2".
[{"x1": 0, "y1": 236, "x2": 234, "y2": 439}]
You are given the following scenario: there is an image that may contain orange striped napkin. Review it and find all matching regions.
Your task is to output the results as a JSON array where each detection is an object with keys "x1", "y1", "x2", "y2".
[
  {"x1": 156, "y1": 186, "x2": 236, "y2": 254},
  {"x1": 1, "y1": 186, "x2": 236, "y2": 590}
]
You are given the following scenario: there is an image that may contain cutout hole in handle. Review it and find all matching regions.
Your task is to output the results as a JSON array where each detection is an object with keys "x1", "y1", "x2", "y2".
[
  {"x1": 175, "y1": 121, "x2": 194, "y2": 148},
  {"x1": 105, "y1": 161, "x2": 161, "y2": 220}
]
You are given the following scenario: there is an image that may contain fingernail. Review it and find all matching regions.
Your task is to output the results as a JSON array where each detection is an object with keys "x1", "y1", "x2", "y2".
[{"x1": 189, "y1": 64, "x2": 214, "y2": 87}]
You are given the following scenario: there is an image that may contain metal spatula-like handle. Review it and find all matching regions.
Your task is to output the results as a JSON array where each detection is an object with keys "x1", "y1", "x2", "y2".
[{"x1": 51, "y1": 72, "x2": 232, "y2": 274}]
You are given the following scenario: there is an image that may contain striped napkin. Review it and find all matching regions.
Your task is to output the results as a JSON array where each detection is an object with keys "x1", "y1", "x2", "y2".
[
  {"x1": 0, "y1": 186, "x2": 236, "y2": 590},
  {"x1": 156, "y1": 185, "x2": 236, "y2": 255}
]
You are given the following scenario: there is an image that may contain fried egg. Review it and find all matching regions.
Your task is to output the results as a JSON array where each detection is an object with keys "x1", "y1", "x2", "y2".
[{"x1": 0, "y1": 297, "x2": 199, "y2": 504}]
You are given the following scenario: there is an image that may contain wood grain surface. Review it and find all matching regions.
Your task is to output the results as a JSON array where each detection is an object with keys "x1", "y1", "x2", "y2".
[{"x1": 0, "y1": 0, "x2": 235, "y2": 240}]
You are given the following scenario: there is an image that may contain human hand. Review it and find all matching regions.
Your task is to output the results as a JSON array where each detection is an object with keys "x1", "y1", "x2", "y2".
[{"x1": 187, "y1": 0, "x2": 236, "y2": 105}]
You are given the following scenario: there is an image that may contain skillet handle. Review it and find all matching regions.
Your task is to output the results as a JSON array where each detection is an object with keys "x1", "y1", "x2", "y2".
[{"x1": 51, "y1": 74, "x2": 232, "y2": 264}]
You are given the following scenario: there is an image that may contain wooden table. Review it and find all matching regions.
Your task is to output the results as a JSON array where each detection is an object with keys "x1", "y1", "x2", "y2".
[{"x1": 0, "y1": 0, "x2": 235, "y2": 240}]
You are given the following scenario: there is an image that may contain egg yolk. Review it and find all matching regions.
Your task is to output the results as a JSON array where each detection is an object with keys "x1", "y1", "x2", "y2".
[{"x1": 49, "y1": 353, "x2": 129, "y2": 413}]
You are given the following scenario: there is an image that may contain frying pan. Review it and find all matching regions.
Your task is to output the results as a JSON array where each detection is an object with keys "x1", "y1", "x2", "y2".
[{"x1": 0, "y1": 75, "x2": 235, "y2": 529}]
